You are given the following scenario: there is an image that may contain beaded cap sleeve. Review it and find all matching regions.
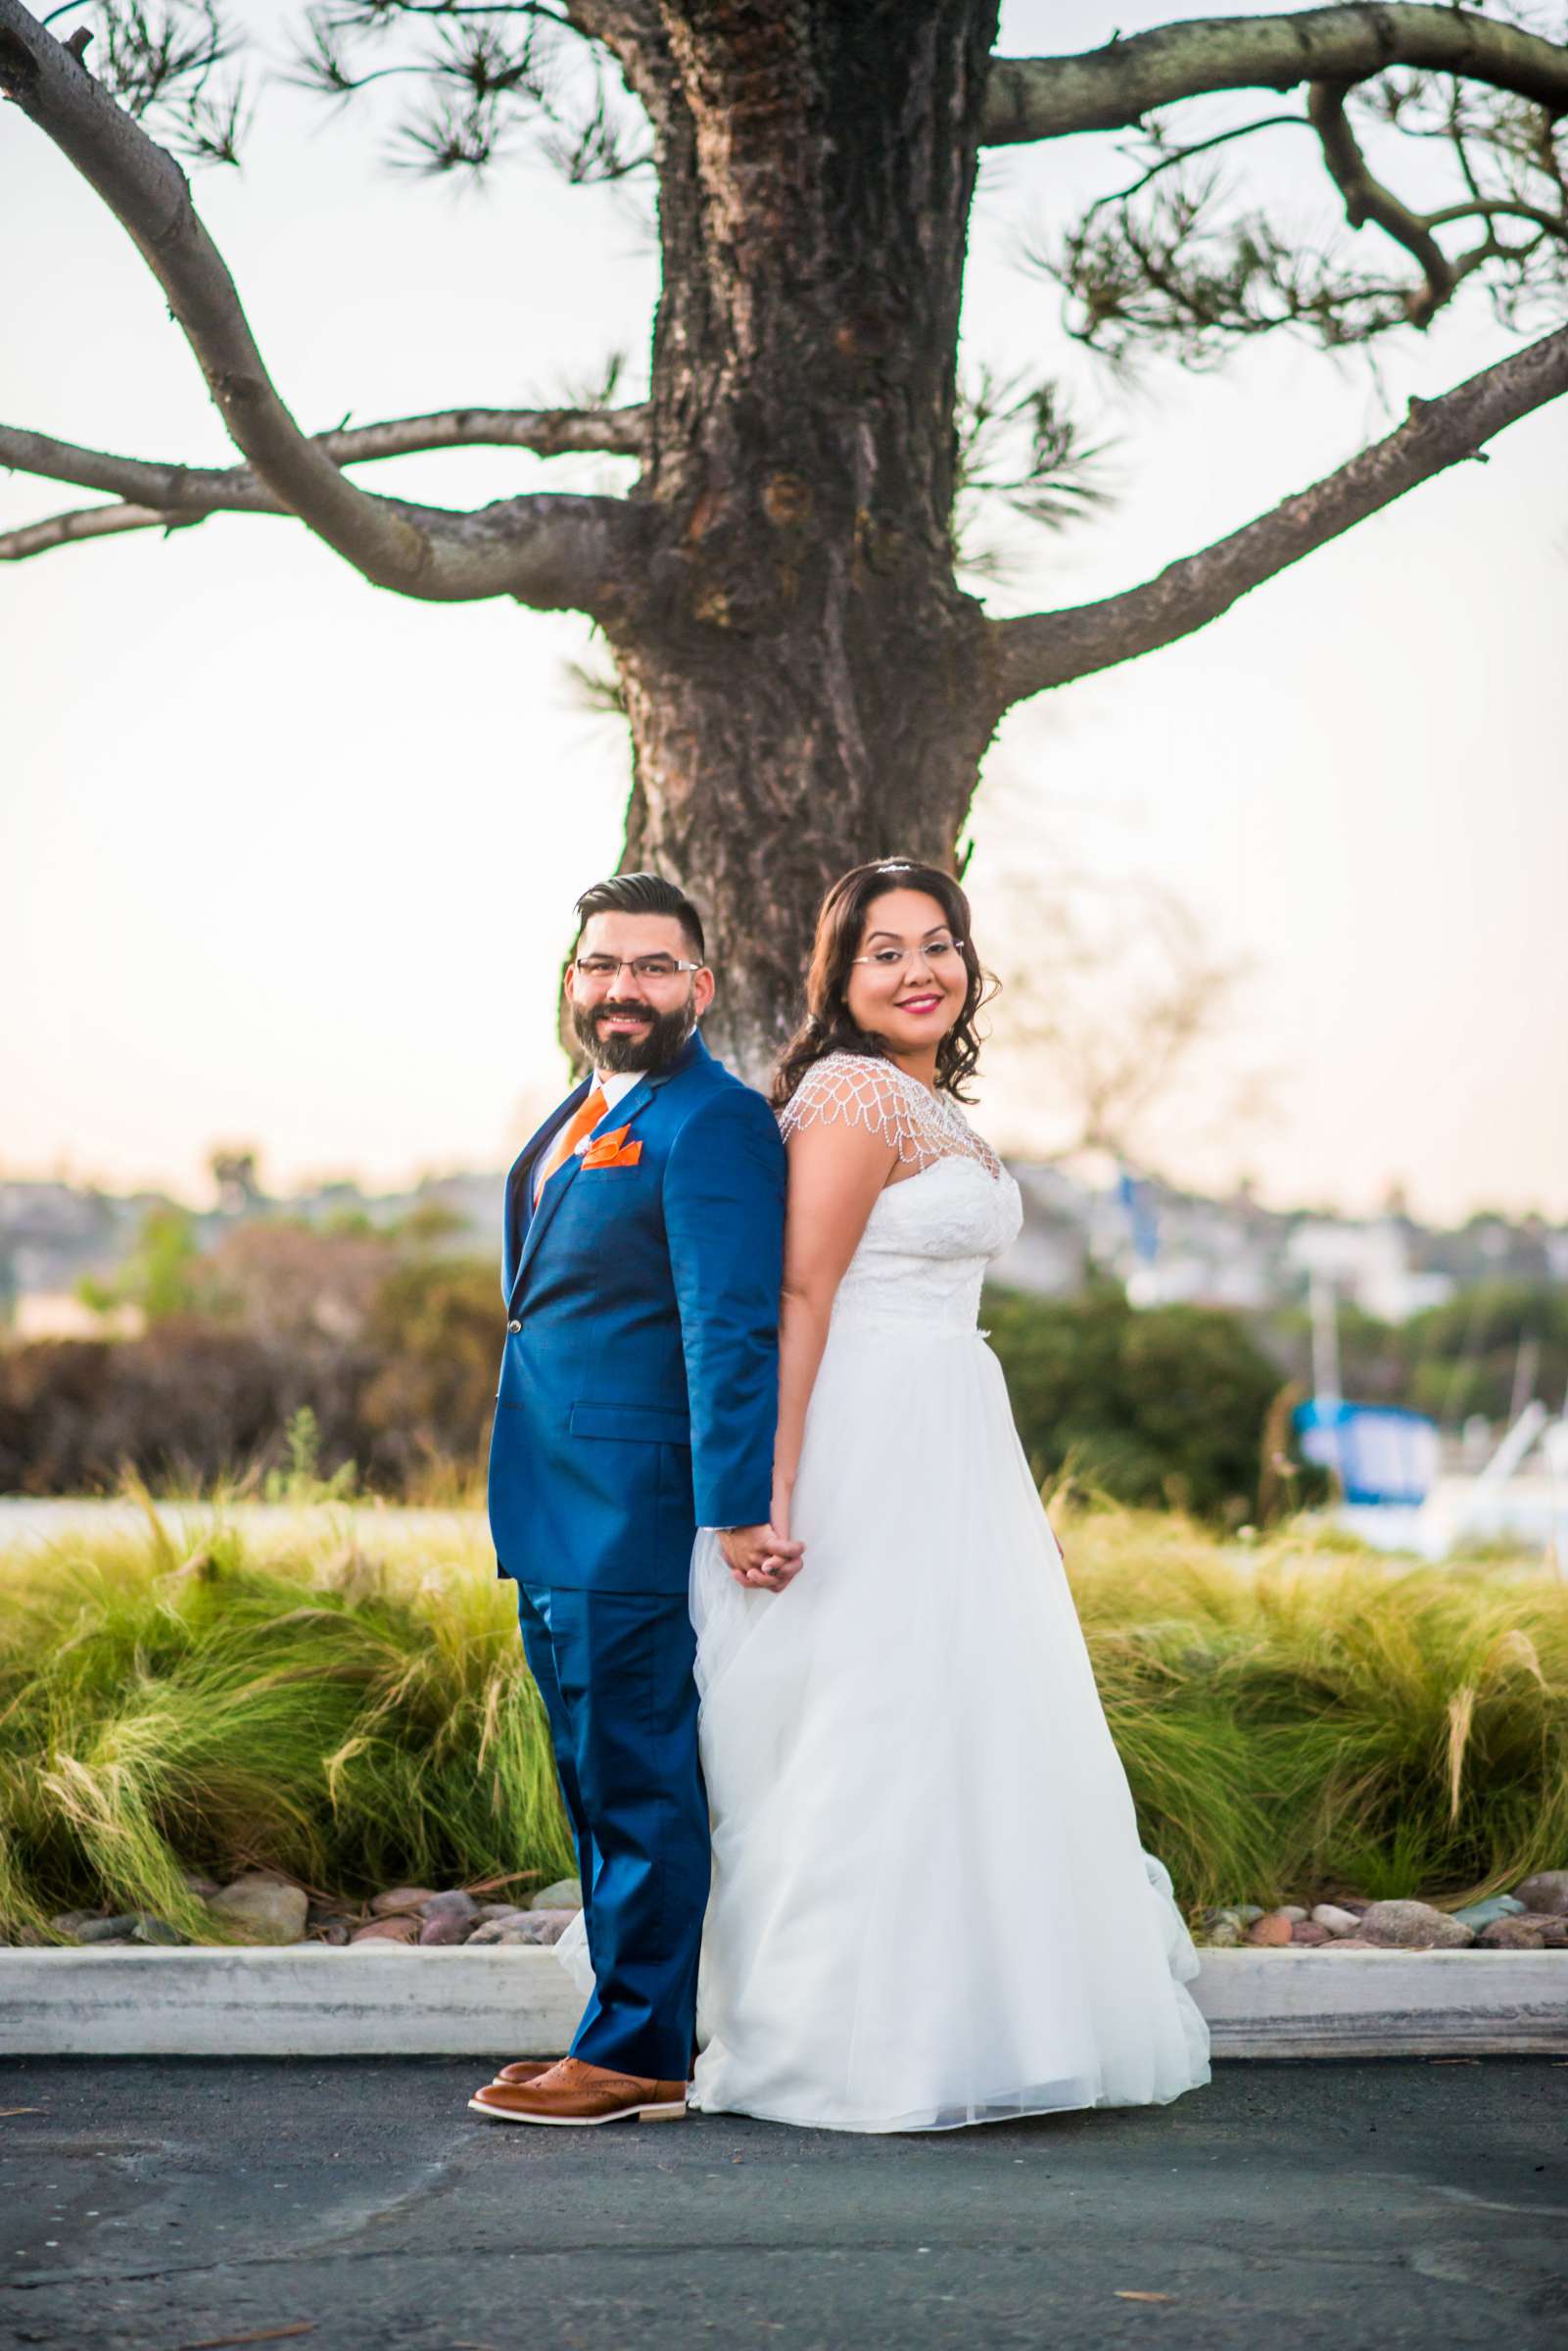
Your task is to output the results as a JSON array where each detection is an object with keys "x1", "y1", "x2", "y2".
[{"x1": 777, "y1": 1051, "x2": 1002, "y2": 1180}]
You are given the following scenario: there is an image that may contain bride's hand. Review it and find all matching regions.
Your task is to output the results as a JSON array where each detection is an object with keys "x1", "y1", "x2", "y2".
[
  {"x1": 769, "y1": 1478, "x2": 793, "y2": 1542},
  {"x1": 718, "y1": 1521, "x2": 803, "y2": 1592},
  {"x1": 748, "y1": 1483, "x2": 802, "y2": 1592}
]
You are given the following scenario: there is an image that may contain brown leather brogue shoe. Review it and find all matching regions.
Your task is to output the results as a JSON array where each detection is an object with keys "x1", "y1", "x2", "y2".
[
  {"x1": 468, "y1": 2055, "x2": 688, "y2": 2127},
  {"x1": 491, "y1": 2059, "x2": 553, "y2": 2087}
]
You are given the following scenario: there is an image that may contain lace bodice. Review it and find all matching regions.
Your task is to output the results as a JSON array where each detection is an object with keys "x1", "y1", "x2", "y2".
[
  {"x1": 780, "y1": 1050, "x2": 1004, "y2": 1179},
  {"x1": 779, "y1": 1052, "x2": 1022, "y2": 1335}
]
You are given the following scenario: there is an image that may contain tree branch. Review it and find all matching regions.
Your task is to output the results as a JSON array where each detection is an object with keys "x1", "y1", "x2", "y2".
[
  {"x1": 0, "y1": 0, "x2": 639, "y2": 607},
  {"x1": 0, "y1": 403, "x2": 648, "y2": 507},
  {"x1": 983, "y1": 7, "x2": 1568, "y2": 145},
  {"x1": 1080, "y1": 111, "x2": 1313, "y2": 229},
  {"x1": 559, "y1": 0, "x2": 672, "y2": 127},
  {"x1": 1307, "y1": 77, "x2": 1457, "y2": 323},
  {"x1": 1425, "y1": 196, "x2": 1566, "y2": 235},
  {"x1": 0, "y1": 482, "x2": 637, "y2": 581},
  {"x1": 0, "y1": 499, "x2": 195, "y2": 560},
  {"x1": 988, "y1": 321, "x2": 1568, "y2": 707}
]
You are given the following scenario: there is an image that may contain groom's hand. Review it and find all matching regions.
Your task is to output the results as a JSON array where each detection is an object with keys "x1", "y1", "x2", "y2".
[{"x1": 719, "y1": 1523, "x2": 803, "y2": 1592}]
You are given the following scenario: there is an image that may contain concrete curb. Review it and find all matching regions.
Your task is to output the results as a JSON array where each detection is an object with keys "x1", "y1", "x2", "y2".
[
  {"x1": 1192, "y1": 1945, "x2": 1567, "y2": 2057},
  {"x1": 2, "y1": 1945, "x2": 1564, "y2": 2060}
]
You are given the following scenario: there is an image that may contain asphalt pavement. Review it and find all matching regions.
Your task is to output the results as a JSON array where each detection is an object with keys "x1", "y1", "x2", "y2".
[{"x1": 3, "y1": 2057, "x2": 1565, "y2": 2350}]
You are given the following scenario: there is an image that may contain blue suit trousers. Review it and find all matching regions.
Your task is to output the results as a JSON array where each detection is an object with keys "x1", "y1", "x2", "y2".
[{"x1": 515, "y1": 1578, "x2": 708, "y2": 2084}]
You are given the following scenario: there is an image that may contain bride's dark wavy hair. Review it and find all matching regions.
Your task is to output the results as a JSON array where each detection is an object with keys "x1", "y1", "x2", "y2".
[{"x1": 772, "y1": 859, "x2": 997, "y2": 1109}]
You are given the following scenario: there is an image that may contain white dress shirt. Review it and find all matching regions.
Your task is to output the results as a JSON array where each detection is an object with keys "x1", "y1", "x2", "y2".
[{"x1": 594, "y1": 1068, "x2": 642, "y2": 1120}]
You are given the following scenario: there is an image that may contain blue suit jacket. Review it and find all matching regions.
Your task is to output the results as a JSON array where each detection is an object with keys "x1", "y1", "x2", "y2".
[{"x1": 486, "y1": 1030, "x2": 785, "y2": 1594}]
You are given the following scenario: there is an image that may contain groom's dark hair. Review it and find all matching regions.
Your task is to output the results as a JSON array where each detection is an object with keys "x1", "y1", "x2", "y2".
[{"x1": 573, "y1": 872, "x2": 706, "y2": 963}]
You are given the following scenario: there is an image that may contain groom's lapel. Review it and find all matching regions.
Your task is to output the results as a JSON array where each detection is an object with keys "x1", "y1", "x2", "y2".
[
  {"x1": 502, "y1": 1080, "x2": 592, "y2": 1306},
  {"x1": 509, "y1": 1071, "x2": 658, "y2": 1310},
  {"x1": 508, "y1": 1032, "x2": 708, "y2": 1311}
]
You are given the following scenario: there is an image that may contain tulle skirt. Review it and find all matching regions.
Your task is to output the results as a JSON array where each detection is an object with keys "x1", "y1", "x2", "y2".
[{"x1": 679, "y1": 1317, "x2": 1212, "y2": 2133}]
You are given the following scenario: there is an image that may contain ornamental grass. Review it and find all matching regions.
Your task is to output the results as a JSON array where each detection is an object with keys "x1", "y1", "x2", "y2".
[{"x1": 1, "y1": 1492, "x2": 1564, "y2": 1942}]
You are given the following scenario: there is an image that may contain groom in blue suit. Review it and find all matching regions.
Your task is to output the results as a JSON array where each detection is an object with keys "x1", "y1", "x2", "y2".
[{"x1": 471, "y1": 873, "x2": 800, "y2": 2130}]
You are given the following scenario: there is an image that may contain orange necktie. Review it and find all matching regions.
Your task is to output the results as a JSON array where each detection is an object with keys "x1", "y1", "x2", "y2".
[{"x1": 533, "y1": 1080, "x2": 608, "y2": 1205}]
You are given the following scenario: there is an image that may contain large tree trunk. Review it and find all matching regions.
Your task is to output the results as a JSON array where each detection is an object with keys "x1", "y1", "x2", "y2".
[{"x1": 601, "y1": 0, "x2": 1001, "y2": 1080}]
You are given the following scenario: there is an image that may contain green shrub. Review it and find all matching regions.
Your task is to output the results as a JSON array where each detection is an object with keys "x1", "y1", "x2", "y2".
[
  {"x1": 984, "y1": 1283, "x2": 1283, "y2": 1519},
  {"x1": 2, "y1": 1499, "x2": 1563, "y2": 1938},
  {"x1": 0, "y1": 1510, "x2": 571, "y2": 1942},
  {"x1": 0, "y1": 1255, "x2": 502, "y2": 1501}
]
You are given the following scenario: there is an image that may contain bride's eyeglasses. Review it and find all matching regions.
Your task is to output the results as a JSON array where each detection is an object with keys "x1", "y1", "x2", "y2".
[{"x1": 850, "y1": 936, "x2": 966, "y2": 974}]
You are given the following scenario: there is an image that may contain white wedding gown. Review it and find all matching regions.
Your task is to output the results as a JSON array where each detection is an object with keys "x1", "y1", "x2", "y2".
[{"x1": 559, "y1": 1050, "x2": 1212, "y2": 2133}]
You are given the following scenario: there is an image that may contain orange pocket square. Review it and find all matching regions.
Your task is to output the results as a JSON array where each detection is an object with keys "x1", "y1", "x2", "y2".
[{"x1": 581, "y1": 1128, "x2": 642, "y2": 1171}]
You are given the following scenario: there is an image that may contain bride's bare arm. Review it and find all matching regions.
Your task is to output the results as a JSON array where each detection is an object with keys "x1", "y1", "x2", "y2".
[{"x1": 771, "y1": 1114, "x2": 898, "y2": 1534}]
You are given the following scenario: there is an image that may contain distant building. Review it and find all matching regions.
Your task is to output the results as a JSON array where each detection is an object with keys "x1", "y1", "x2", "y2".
[
  {"x1": 2, "y1": 1159, "x2": 1560, "y2": 1336},
  {"x1": 1285, "y1": 1219, "x2": 1455, "y2": 1324},
  {"x1": 0, "y1": 1178, "x2": 129, "y2": 1313}
]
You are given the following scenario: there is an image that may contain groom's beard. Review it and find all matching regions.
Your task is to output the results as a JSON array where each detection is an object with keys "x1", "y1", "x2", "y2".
[{"x1": 570, "y1": 989, "x2": 698, "y2": 1076}]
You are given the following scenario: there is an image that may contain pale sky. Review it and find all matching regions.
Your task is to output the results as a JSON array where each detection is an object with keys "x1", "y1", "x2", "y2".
[{"x1": 5, "y1": 1, "x2": 1566, "y2": 1224}]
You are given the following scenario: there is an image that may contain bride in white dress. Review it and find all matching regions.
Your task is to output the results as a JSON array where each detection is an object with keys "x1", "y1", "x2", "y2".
[{"x1": 682, "y1": 857, "x2": 1212, "y2": 2134}]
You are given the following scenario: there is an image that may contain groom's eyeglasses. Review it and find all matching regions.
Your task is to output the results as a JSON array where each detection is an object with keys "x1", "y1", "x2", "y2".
[
  {"x1": 573, "y1": 953, "x2": 703, "y2": 984},
  {"x1": 850, "y1": 937, "x2": 966, "y2": 974}
]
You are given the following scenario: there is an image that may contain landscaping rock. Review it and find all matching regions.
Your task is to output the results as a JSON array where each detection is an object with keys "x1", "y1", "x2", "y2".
[
  {"x1": 1514, "y1": 1871, "x2": 1568, "y2": 1916},
  {"x1": 351, "y1": 1916, "x2": 419, "y2": 1943},
  {"x1": 48, "y1": 1910, "x2": 101, "y2": 1937},
  {"x1": 475, "y1": 1900, "x2": 528, "y2": 1922},
  {"x1": 1479, "y1": 1913, "x2": 1568, "y2": 1949},
  {"x1": 1310, "y1": 1905, "x2": 1361, "y2": 1937},
  {"x1": 178, "y1": 1869, "x2": 223, "y2": 1898},
  {"x1": 1199, "y1": 1919, "x2": 1244, "y2": 1947},
  {"x1": 76, "y1": 1915, "x2": 143, "y2": 1943},
  {"x1": 1290, "y1": 1921, "x2": 1330, "y2": 1945},
  {"x1": 420, "y1": 1891, "x2": 480, "y2": 1925},
  {"x1": 370, "y1": 1886, "x2": 439, "y2": 1916},
  {"x1": 1277, "y1": 1906, "x2": 1309, "y2": 1923},
  {"x1": 529, "y1": 1879, "x2": 584, "y2": 1912},
  {"x1": 1247, "y1": 1913, "x2": 1294, "y2": 1946},
  {"x1": 1450, "y1": 1895, "x2": 1526, "y2": 1930},
  {"x1": 521, "y1": 1909, "x2": 576, "y2": 1944},
  {"x1": 418, "y1": 1911, "x2": 473, "y2": 1945},
  {"x1": 1356, "y1": 1899, "x2": 1474, "y2": 1949},
  {"x1": 130, "y1": 1914, "x2": 188, "y2": 1945},
  {"x1": 311, "y1": 1922, "x2": 353, "y2": 1945},
  {"x1": 205, "y1": 1874, "x2": 309, "y2": 1945},
  {"x1": 1197, "y1": 1901, "x2": 1271, "y2": 1930},
  {"x1": 467, "y1": 1910, "x2": 576, "y2": 1947},
  {"x1": 1478, "y1": 1915, "x2": 1550, "y2": 1950}
]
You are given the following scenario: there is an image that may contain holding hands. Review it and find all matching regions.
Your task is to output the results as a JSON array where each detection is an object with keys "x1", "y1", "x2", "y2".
[{"x1": 718, "y1": 1487, "x2": 802, "y2": 1593}]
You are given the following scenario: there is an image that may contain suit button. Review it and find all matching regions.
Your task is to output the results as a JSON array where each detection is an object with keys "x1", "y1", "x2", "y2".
[{"x1": 506, "y1": 1319, "x2": 522, "y2": 1333}]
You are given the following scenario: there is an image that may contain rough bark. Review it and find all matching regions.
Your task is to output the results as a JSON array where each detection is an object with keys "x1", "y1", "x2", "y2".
[{"x1": 594, "y1": 0, "x2": 1001, "y2": 1078}]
